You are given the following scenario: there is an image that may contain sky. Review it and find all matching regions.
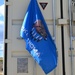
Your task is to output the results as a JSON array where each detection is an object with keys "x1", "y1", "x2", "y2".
[{"x1": 0, "y1": 0, "x2": 4, "y2": 57}]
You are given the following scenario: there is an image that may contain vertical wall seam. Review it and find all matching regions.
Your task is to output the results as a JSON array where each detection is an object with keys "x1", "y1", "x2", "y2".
[
  {"x1": 60, "y1": 0, "x2": 66, "y2": 75},
  {"x1": 4, "y1": 0, "x2": 8, "y2": 75}
]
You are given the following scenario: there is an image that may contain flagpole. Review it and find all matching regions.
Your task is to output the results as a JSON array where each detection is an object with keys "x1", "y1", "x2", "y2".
[
  {"x1": 52, "y1": 0, "x2": 56, "y2": 41},
  {"x1": 68, "y1": 0, "x2": 74, "y2": 75},
  {"x1": 52, "y1": 0, "x2": 57, "y2": 75},
  {"x1": 33, "y1": 61, "x2": 36, "y2": 75}
]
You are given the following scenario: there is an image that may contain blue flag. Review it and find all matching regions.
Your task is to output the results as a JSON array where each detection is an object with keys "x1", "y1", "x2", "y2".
[{"x1": 20, "y1": 0, "x2": 57, "y2": 74}]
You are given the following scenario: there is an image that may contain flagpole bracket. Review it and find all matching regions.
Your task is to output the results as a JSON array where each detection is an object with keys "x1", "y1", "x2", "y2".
[
  {"x1": 5, "y1": 1, "x2": 12, "y2": 6},
  {"x1": 57, "y1": 19, "x2": 68, "y2": 25},
  {"x1": 17, "y1": 37, "x2": 23, "y2": 40},
  {"x1": 4, "y1": 39, "x2": 11, "y2": 43},
  {"x1": 68, "y1": 50, "x2": 75, "y2": 57}
]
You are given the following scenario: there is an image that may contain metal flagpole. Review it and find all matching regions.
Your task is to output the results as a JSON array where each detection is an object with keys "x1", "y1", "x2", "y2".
[
  {"x1": 33, "y1": 61, "x2": 36, "y2": 75},
  {"x1": 45, "y1": 1, "x2": 56, "y2": 75},
  {"x1": 68, "y1": 0, "x2": 74, "y2": 75},
  {"x1": 52, "y1": 0, "x2": 57, "y2": 75},
  {"x1": 52, "y1": 0, "x2": 56, "y2": 41}
]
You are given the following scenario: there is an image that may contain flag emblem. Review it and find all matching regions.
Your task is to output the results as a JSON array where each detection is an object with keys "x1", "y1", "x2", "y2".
[{"x1": 30, "y1": 20, "x2": 47, "y2": 42}]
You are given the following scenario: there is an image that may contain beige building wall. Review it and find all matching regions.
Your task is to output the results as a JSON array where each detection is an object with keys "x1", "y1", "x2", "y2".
[
  {"x1": 5, "y1": 0, "x2": 73, "y2": 75},
  {"x1": 4, "y1": 0, "x2": 62, "y2": 75}
]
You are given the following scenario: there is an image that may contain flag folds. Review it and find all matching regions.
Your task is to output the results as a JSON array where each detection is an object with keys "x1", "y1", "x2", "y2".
[{"x1": 20, "y1": 0, "x2": 57, "y2": 74}]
